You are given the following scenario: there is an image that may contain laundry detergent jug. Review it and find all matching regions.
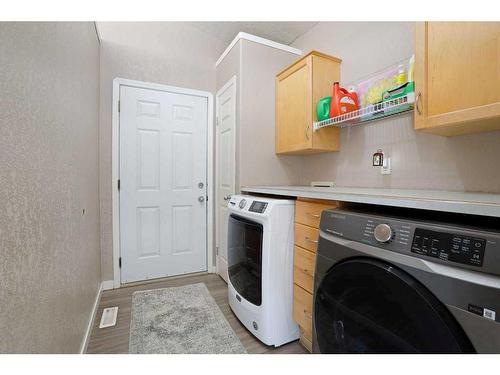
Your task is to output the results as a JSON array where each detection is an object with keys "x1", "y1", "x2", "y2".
[{"x1": 329, "y1": 82, "x2": 359, "y2": 118}]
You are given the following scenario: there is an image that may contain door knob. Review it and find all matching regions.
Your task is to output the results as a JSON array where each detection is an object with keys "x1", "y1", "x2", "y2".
[
  {"x1": 198, "y1": 196, "x2": 205, "y2": 203},
  {"x1": 223, "y1": 195, "x2": 231, "y2": 201}
]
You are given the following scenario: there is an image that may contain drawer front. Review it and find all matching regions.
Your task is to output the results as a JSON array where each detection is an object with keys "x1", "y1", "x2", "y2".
[
  {"x1": 300, "y1": 331, "x2": 313, "y2": 352},
  {"x1": 295, "y1": 199, "x2": 338, "y2": 228},
  {"x1": 295, "y1": 223, "x2": 319, "y2": 253},
  {"x1": 294, "y1": 246, "x2": 316, "y2": 293},
  {"x1": 293, "y1": 284, "x2": 313, "y2": 339}
]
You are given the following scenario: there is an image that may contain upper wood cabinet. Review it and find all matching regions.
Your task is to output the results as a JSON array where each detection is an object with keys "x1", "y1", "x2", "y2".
[
  {"x1": 415, "y1": 22, "x2": 500, "y2": 136},
  {"x1": 276, "y1": 51, "x2": 342, "y2": 154}
]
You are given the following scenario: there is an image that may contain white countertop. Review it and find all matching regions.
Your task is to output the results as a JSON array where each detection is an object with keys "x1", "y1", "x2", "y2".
[{"x1": 240, "y1": 186, "x2": 500, "y2": 218}]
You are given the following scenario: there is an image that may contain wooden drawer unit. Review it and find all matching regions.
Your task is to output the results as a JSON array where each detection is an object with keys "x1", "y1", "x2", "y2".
[
  {"x1": 293, "y1": 198, "x2": 338, "y2": 352},
  {"x1": 295, "y1": 223, "x2": 320, "y2": 253},
  {"x1": 296, "y1": 199, "x2": 338, "y2": 228},
  {"x1": 293, "y1": 284, "x2": 313, "y2": 340},
  {"x1": 294, "y1": 246, "x2": 316, "y2": 293}
]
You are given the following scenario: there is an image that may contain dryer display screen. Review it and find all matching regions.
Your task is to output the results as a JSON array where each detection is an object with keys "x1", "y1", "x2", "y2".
[{"x1": 411, "y1": 228, "x2": 486, "y2": 267}]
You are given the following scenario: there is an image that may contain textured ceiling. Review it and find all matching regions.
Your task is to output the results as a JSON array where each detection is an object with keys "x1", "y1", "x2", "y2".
[{"x1": 187, "y1": 22, "x2": 318, "y2": 46}]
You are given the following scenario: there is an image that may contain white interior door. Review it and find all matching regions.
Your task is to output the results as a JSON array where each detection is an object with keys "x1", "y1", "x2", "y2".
[
  {"x1": 120, "y1": 85, "x2": 208, "y2": 284},
  {"x1": 216, "y1": 76, "x2": 236, "y2": 283}
]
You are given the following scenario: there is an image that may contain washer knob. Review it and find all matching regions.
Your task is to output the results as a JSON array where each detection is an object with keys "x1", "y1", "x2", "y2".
[
  {"x1": 374, "y1": 223, "x2": 393, "y2": 243},
  {"x1": 239, "y1": 199, "x2": 247, "y2": 209}
]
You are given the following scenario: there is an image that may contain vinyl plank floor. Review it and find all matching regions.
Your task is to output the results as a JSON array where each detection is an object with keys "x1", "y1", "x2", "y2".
[{"x1": 86, "y1": 273, "x2": 308, "y2": 354}]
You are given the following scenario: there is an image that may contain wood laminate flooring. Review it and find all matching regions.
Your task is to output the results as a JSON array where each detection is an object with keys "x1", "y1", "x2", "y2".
[{"x1": 86, "y1": 273, "x2": 307, "y2": 354}]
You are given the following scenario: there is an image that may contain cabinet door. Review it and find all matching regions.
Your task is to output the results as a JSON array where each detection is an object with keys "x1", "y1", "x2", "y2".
[
  {"x1": 276, "y1": 58, "x2": 312, "y2": 153},
  {"x1": 311, "y1": 54, "x2": 340, "y2": 151},
  {"x1": 415, "y1": 22, "x2": 500, "y2": 136}
]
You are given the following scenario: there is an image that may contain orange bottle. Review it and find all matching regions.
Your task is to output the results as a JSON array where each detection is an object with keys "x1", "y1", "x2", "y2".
[{"x1": 329, "y1": 82, "x2": 359, "y2": 118}]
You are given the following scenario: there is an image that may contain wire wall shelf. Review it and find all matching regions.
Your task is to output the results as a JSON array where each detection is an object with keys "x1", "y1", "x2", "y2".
[{"x1": 313, "y1": 92, "x2": 415, "y2": 131}]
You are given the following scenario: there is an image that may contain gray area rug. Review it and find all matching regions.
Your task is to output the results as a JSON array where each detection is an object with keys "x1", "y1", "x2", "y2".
[{"x1": 129, "y1": 283, "x2": 247, "y2": 354}]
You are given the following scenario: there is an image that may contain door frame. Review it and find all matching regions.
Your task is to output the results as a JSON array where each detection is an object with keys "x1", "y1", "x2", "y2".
[
  {"x1": 215, "y1": 75, "x2": 237, "y2": 280},
  {"x1": 112, "y1": 77, "x2": 214, "y2": 288}
]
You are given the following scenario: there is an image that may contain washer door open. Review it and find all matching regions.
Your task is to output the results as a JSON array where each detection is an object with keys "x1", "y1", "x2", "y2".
[{"x1": 314, "y1": 257, "x2": 475, "y2": 353}]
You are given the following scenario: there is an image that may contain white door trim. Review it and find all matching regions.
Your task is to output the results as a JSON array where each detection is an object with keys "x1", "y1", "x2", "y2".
[
  {"x1": 112, "y1": 78, "x2": 214, "y2": 289},
  {"x1": 215, "y1": 75, "x2": 237, "y2": 281}
]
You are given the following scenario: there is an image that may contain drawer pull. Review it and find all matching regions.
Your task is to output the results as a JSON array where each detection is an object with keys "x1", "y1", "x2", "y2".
[
  {"x1": 305, "y1": 236, "x2": 318, "y2": 244},
  {"x1": 301, "y1": 268, "x2": 312, "y2": 276},
  {"x1": 306, "y1": 212, "x2": 320, "y2": 218}
]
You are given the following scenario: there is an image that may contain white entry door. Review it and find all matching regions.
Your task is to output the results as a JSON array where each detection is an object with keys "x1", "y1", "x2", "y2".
[
  {"x1": 216, "y1": 77, "x2": 236, "y2": 282},
  {"x1": 120, "y1": 85, "x2": 208, "y2": 284}
]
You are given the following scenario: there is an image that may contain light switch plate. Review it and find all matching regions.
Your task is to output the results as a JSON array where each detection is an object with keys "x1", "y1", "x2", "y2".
[{"x1": 381, "y1": 157, "x2": 391, "y2": 175}]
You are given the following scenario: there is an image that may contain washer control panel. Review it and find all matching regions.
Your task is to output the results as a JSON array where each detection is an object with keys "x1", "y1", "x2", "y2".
[
  {"x1": 411, "y1": 228, "x2": 486, "y2": 267},
  {"x1": 228, "y1": 195, "x2": 272, "y2": 215},
  {"x1": 249, "y1": 201, "x2": 268, "y2": 213}
]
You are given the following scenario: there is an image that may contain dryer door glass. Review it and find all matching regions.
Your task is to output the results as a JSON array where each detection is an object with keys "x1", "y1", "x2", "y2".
[
  {"x1": 228, "y1": 214, "x2": 263, "y2": 306},
  {"x1": 315, "y1": 257, "x2": 475, "y2": 353}
]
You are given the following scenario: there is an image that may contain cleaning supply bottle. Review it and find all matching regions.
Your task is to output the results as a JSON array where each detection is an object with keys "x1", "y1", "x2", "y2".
[
  {"x1": 348, "y1": 86, "x2": 359, "y2": 107},
  {"x1": 396, "y1": 64, "x2": 407, "y2": 85},
  {"x1": 330, "y1": 82, "x2": 359, "y2": 118},
  {"x1": 316, "y1": 96, "x2": 332, "y2": 121},
  {"x1": 407, "y1": 54, "x2": 415, "y2": 82}
]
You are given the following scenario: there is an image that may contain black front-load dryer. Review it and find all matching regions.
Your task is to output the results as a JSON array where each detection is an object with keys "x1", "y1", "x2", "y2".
[
  {"x1": 313, "y1": 209, "x2": 500, "y2": 354},
  {"x1": 315, "y1": 257, "x2": 474, "y2": 353}
]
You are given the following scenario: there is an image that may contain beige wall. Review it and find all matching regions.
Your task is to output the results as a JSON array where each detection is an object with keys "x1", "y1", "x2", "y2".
[
  {"x1": 0, "y1": 22, "x2": 101, "y2": 353},
  {"x1": 291, "y1": 22, "x2": 500, "y2": 193},
  {"x1": 216, "y1": 39, "x2": 303, "y2": 192},
  {"x1": 97, "y1": 22, "x2": 226, "y2": 281},
  {"x1": 239, "y1": 40, "x2": 303, "y2": 187}
]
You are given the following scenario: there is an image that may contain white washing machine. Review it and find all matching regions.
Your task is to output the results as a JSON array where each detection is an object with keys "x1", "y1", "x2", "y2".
[{"x1": 227, "y1": 195, "x2": 299, "y2": 347}]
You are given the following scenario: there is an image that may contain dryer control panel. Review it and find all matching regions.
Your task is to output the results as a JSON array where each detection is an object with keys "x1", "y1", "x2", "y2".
[
  {"x1": 411, "y1": 228, "x2": 486, "y2": 267},
  {"x1": 320, "y1": 209, "x2": 500, "y2": 276}
]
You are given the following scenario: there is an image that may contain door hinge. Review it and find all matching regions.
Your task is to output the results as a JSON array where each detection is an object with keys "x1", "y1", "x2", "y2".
[
  {"x1": 216, "y1": 116, "x2": 219, "y2": 126},
  {"x1": 119, "y1": 257, "x2": 122, "y2": 268},
  {"x1": 216, "y1": 246, "x2": 219, "y2": 255},
  {"x1": 118, "y1": 100, "x2": 121, "y2": 113},
  {"x1": 117, "y1": 179, "x2": 120, "y2": 191}
]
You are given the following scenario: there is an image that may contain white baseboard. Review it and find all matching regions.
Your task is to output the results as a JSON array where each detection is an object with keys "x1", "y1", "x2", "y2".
[
  {"x1": 101, "y1": 280, "x2": 115, "y2": 291},
  {"x1": 79, "y1": 281, "x2": 105, "y2": 354}
]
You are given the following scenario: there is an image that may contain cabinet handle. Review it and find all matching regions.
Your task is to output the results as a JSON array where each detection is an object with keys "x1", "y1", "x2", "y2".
[
  {"x1": 416, "y1": 92, "x2": 422, "y2": 115},
  {"x1": 305, "y1": 212, "x2": 320, "y2": 218},
  {"x1": 305, "y1": 236, "x2": 318, "y2": 244},
  {"x1": 305, "y1": 124, "x2": 310, "y2": 140}
]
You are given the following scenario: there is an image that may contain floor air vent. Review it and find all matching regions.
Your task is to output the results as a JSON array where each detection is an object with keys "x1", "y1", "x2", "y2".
[{"x1": 99, "y1": 306, "x2": 118, "y2": 328}]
